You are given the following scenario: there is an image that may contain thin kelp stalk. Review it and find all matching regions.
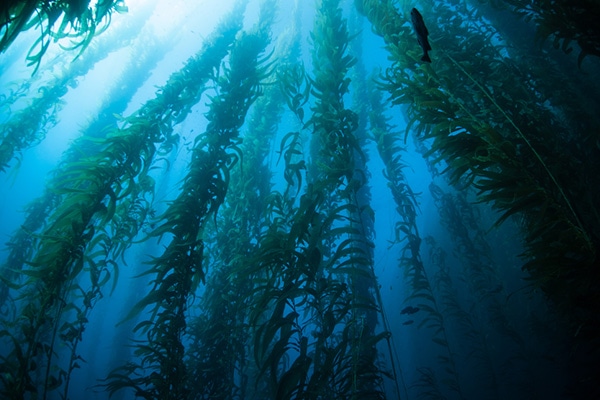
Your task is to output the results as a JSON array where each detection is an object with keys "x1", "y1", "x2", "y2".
[
  {"x1": 364, "y1": 74, "x2": 465, "y2": 399},
  {"x1": 359, "y1": 72, "x2": 409, "y2": 400},
  {"x1": 0, "y1": 4, "x2": 246, "y2": 398},
  {"x1": 444, "y1": 53, "x2": 584, "y2": 234},
  {"x1": 347, "y1": 14, "x2": 394, "y2": 397},
  {"x1": 186, "y1": 10, "x2": 291, "y2": 397},
  {"x1": 0, "y1": 0, "x2": 128, "y2": 71},
  {"x1": 347, "y1": 11, "x2": 409, "y2": 397},
  {"x1": 105, "y1": 2, "x2": 274, "y2": 398},
  {"x1": 424, "y1": 234, "x2": 501, "y2": 399}
]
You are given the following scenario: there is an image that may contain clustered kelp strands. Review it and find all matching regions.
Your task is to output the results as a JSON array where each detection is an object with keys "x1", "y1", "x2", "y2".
[
  {"x1": 345, "y1": 12, "x2": 394, "y2": 399},
  {"x1": 299, "y1": 0, "x2": 387, "y2": 397},
  {"x1": 186, "y1": 97, "x2": 284, "y2": 399},
  {"x1": 104, "y1": 2, "x2": 274, "y2": 399},
  {"x1": 194, "y1": 0, "x2": 390, "y2": 396},
  {"x1": 0, "y1": 18, "x2": 167, "y2": 303},
  {"x1": 0, "y1": 0, "x2": 128, "y2": 72},
  {"x1": 361, "y1": 56, "x2": 465, "y2": 399},
  {"x1": 0, "y1": 26, "x2": 169, "y2": 312},
  {"x1": 471, "y1": 0, "x2": 600, "y2": 240},
  {"x1": 355, "y1": 0, "x2": 599, "y2": 349},
  {"x1": 347, "y1": 16, "x2": 408, "y2": 397},
  {"x1": 472, "y1": 0, "x2": 600, "y2": 144},
  {"x1": 476, "y1": 0, "x2": 600, "y2": 68},
  {"x1": 235, "y1": 33, "x2": 316, "y2": 400},
  {"x1": 0, "y1": 4, "x2": 246, "y2": 399},
  {"x1": 184, "y1": 10, "x2": 296, "y2": 398},
  {"x1": 0, "y1": 2, "x2": 156, "y2": 174}
]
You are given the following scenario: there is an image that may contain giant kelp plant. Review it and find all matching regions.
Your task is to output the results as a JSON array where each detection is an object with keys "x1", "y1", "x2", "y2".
[
  {"x1": 356, "y1": 0, "x2": 600, "y2": 395},
  {"x1": 1, "y1": 0, "x2": 599, "y2": 399}
]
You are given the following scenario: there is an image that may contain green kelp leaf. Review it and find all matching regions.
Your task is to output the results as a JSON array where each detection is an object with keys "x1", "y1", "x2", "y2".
[
  {"x1": 133, "y1": 319, "x2": 153, "y2": 333},
  {"x1": 0, "y1": 271, "x2": 23, "y2": 290},
  {"x1": 405, "y1": 291, "x2": 435, "y2": 304},
  {"x1": 117, "y1": 289, "x2": 162, "y2": 325},
  {"x1": 276, "y1": 346, "x2": 310, "y2": 399},
  {"x1": 105, "y1": 260, "x2": 119, "y2": 295},
  {"x1": 277, "y1": 131, "x2": 300, "y2": 165}
]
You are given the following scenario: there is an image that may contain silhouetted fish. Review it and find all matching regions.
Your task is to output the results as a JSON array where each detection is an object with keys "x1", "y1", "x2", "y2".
[
  {"x1": 400, "y1": 306, "x2": 420, "y2": 315},
  {"x1": 402, "y1": 320, "x2": 414, "y2": 326},
  {"x1": 411, "y1": 8, "x2": 432, "y2": 63}
]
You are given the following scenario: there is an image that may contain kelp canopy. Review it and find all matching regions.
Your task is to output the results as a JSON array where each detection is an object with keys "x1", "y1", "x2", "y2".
[
  {"x1": 0, "y1": 0, "x2": 599, "y2": 399},
  {"x1": 1, "y1": 0, "x2": 128, "y2": 72}
]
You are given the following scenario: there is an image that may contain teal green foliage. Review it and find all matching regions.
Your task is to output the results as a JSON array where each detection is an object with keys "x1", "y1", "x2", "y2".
[
  {"x1": 0, "y1": 4, "x2": 244, "y2": 399},
  {"x1": 356, "y1": 0, "x2": 599, "y2": 344},
  {"x1": 478, "y1": 0, "x2": 600, "y2": 67},
  {"x1": 104, "y1": 2, "x2": 262, "y2": 399},
  {"x1": 302, "y1": 1, "x2": 386, "y2": 398},
  {"x1": 0, "y1": 0, "x2": 598, "y2": 398},
  {"x1": 0, "y1": 0, "x2": 128, "y2": 71},
  {"x1": 0, "y1": 9, "x2": 154, "y2": 172}
]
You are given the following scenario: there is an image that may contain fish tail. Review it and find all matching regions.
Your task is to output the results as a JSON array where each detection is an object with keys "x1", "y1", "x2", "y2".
[{"x1": 421, "y1": 52, "x2": 431, "y2": 63}]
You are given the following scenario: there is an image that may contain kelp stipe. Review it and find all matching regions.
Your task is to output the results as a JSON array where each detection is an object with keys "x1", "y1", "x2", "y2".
[
  {"x1": 185, "y1": 4, "x2": 304, "y2": 397},
  {"x1": 301, "y1": 0, "x2": 388, "y2": 397},
  {"x1": 347, "y1": 10, "x2": 410, "y2": 392},
  {"x1": 105, "y1": 1, "x2": 273, "y2": 398}
]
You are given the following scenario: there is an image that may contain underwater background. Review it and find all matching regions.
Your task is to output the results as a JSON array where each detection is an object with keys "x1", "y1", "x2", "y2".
[{"x1": 1, "y1": 0, "x2": 600, "y2": 399}]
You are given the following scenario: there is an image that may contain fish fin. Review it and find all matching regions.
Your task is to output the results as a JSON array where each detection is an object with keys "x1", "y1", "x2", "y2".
[{"x1": 421, "y1": 53, "x2": 431, "y2": 63}]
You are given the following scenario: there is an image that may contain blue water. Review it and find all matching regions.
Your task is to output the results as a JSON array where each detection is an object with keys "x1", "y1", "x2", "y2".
[{"x1": 1, "y1": 0, "x2": 598, "y2": 399}]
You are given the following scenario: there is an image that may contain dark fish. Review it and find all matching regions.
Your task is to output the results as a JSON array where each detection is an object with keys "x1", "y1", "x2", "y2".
[
  {"x1": 411, "y1": 8, "x2": 432, "y2": 63},
  {"x1": 400, "y1": 306, "x2": 420, "y2": 315},
  {"x1": 402, "y1": 320, "x2": 414, "y2": 326}
]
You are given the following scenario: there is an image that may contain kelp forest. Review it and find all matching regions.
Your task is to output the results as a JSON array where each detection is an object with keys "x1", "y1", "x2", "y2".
[{"x1": 0, "y1": 0, "x2": 599, "y2": 399}]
